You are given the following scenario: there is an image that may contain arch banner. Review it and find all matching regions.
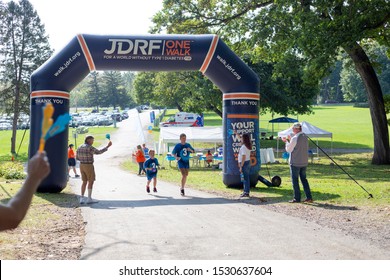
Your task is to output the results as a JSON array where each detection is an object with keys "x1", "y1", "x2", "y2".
[{"x1": 29, "y1": 34, "x2": 260, "y2": 192}]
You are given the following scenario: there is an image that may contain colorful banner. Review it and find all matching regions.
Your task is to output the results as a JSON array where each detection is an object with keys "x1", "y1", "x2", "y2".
[{"x1": 223, "y1": 93, "x2": 260, "y2": 188}]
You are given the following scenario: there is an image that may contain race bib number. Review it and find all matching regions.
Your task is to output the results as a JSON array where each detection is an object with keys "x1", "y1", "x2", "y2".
[
  {"x1": 180, "y1": 149, "x2": 190, "y2": 162},
  {"x1": 151, "y1": 163, "x2": 157, "y2": 173}
]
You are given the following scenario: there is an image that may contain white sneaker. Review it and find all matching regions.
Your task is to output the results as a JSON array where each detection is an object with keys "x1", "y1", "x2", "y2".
[
  {"x1": 79, "y1": 196, "x2": 86, "y2": 204},
  {"x1": 86, "y1": 198, "x2": 99, "y2": 204}
]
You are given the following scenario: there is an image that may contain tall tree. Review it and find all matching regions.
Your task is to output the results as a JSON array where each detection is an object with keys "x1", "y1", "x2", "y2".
[
  {"x1": 86, "y1": 71, "x2": 104, "y2": 111},
  {"x1": 319, "y1": 60, "x2": 343, "y2": 103},
  {"x1": 341, "y1": 43, "x2": 390, "y2": 102},
  {"x1": 122, "y1": 71, "x2": 136, "y2": 99},
  {"x1": 340, "y1": 62, "x2": 366, "y2": 103},
  {"x1": 0, "y1": 0, "x2": 52, "y2": 154},
  {"x1": 155, "y1": 71, "x2": 223, "y2": 116},
  {"x1": 152, "y1": 0, "x2": 390, "y2": 164},
  {"x1": 133, "y1": 72, "x2": 158, "y2": 106},
  {"x1": 102, "y1": 71, "x2": 131, "y2": 109}
]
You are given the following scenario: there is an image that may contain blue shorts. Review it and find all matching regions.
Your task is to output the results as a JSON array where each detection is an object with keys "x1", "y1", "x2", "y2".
[
  {"x1": 146, "y1": 171, "x2": 157, "y2": 181},
  {"x1": 178, "y1": 160, "x2": 190, "y2": 169},
  {"x1": 68, "y1": 158, "x2": 76, "y2": 167}
]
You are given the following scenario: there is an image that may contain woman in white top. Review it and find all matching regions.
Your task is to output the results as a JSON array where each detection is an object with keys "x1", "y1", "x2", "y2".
[{"x1": 238, "y1": 133, "x2": 252, "y2": 197}]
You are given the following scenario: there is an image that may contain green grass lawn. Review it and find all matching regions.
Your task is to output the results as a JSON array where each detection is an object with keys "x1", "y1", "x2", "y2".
[
  {"x1": 123, "y1": 152, "x2": 389, "y2": 207},
  {"x1": 161, "y1": 105, "x2": 375, "y2": 150},
  {"x1": 259, "y1": 105, "x2": 374, "y2": 149}
]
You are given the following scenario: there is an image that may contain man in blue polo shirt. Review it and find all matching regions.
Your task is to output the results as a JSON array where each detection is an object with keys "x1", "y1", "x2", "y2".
[{"x1": 172, "y1": 133, "x2": 195, "y2": 196}]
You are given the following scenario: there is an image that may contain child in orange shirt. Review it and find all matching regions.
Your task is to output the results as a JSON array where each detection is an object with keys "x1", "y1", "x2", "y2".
[
  {"x1": 133, "y1": 145, "x2": 146, "y2": 175},
  {"x1": 68, "y1": 144, "x2": 80, "y2": 178}
]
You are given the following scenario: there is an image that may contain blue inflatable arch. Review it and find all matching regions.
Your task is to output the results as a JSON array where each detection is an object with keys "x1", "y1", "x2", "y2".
[{"x1": 29, "y1": 34, "x2": 260, "y2": 192}]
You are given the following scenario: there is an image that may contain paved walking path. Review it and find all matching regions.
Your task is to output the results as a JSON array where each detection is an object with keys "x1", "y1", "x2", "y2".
[{"x1": 69, "y1": 112, "x2": 389, "y2": 260}]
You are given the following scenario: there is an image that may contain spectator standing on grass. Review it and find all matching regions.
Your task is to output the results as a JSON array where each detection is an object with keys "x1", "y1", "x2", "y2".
[
  {"x1": 282, "y1": 122, "x2": 313, "y2": 203},
  {"x1": 237, "y1": 133, "x2": 252, "y2": 198},
  {"x1": 68, "y1": 144, "x2": 80, "y2": 178},
  {"x1": 172, "y1": 133, "x2": 194, "y2": 196},
  {"x1": 0, "y1": 151, "x2": 50, "y2": 231},
  {"x1": 142, "y1": 143, "x2": 149, "y2": 156},
  {"x1": 143, "y1": 149, "x2": 160, "y2": 193},
  {"x1": 76, "y1": 135, "x2": 112, "y2": 204}
]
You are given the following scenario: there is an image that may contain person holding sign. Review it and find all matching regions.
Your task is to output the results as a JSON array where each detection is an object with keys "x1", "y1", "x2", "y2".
[{"x1": 172, "y1": 133, "x2": 195, "y2": 196}]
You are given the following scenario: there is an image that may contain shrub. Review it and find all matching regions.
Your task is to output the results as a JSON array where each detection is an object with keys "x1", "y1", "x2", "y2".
[
  {"x1": 353, "y1": 102, "x2": 369, "y2": 108},
  {"x1": 0, "y1": 162, "x2": 26, "y2": 180}
]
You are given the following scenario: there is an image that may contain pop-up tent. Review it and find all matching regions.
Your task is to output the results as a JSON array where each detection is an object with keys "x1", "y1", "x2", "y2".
[
  {"x1": 267, "y1": 116, "x2": 298, "y2": 136},
  {"x1": 277, "y1": 121, "x2": 333, "y2": 157},
  {"x1": 269, "y1": 116, "x2": 298, "y2": 123},
  {"x1": 158, "y1": 126, "x2": 223, "y2": 154}
]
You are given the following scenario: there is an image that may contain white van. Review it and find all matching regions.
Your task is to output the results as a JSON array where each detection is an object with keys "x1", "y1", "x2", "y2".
[{"x1": 160, "y1": 112, "x2": 203, "y2": 127}]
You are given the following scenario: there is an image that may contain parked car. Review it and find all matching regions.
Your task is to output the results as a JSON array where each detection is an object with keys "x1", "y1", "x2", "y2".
[
  {"x1": 325, "y1": 100, "x2": 338, "y2": 104},
  {"x1": 18, "y1": 122, "x2": 30, "y2": 129},
  {"x1": 0, "y1": 122, "x2": 12, "y2": 130},
  {"x1": 121, "y1": 111, "x2": 129, "y2": 119},
  {"x1": 110, "y1": 113, "x2": 122, "y2": 122}
]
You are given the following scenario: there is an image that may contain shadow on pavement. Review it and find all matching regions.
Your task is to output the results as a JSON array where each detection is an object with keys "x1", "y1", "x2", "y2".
[{"x1": 80, "y1": 195, "x2": 241, "y2": 209}]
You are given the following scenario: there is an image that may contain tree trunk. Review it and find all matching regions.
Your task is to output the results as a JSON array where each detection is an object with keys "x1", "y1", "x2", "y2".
[
  {"x1": 11, "y1": 84, "x2": 20, "y2": 155},
  {"x1": 344, "y1": 42, "x2": 390, "y2": 164}
]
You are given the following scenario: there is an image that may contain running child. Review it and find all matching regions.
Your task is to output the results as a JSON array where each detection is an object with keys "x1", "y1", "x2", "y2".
[
  {"x1": 172, "y1": 133, "x2": 195, "y2": 196},
  {"x1": 143, "y1": 149, "x2": 160, "y2": 193}
]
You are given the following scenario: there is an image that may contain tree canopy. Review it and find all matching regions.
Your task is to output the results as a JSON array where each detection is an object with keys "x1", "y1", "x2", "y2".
[
  {"x1": 151, "y1": 0, "x2": 390, "y2": 164},
  {"x1": 0, "y1": 0, "x2": 52, "y2": 154}
]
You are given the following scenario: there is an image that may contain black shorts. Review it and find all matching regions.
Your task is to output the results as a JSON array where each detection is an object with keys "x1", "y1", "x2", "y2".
[{"x1": 68, "y1": 158, "x2": 76, "y2": 167}]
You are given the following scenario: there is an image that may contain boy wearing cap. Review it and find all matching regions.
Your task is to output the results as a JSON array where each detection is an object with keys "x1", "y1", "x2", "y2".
[
  {"x1": 76, "y1": 135, "x2": 112, "y2": 204},
  {"x1": 68, "y1": 144, "x2": 80, "y2": 178},
  {"x1": 282, "y1": 122, "x2": 313, "y2": 203}
]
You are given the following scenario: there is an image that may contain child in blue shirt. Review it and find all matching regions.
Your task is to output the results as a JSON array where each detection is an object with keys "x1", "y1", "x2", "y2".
[
  {"x1": 143, "y1": 149, "x2": 160, "y2": 193},
  {"x1": 172, "y1": 133, "x2": 195, "y2": 196}
]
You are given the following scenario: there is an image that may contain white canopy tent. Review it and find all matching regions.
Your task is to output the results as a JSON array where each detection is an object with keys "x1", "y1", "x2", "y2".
[
  {"x1": 277, "y1": 121, "x2": 333, "y2": 157},
  {"x1": 158, "y1": 126, "x2": 223, "y2": 155}
]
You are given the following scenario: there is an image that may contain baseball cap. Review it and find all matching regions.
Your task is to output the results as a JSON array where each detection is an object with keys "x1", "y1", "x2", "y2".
[{"x1": 293, "y1": 122, "x2": 302, "y2": 128}]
